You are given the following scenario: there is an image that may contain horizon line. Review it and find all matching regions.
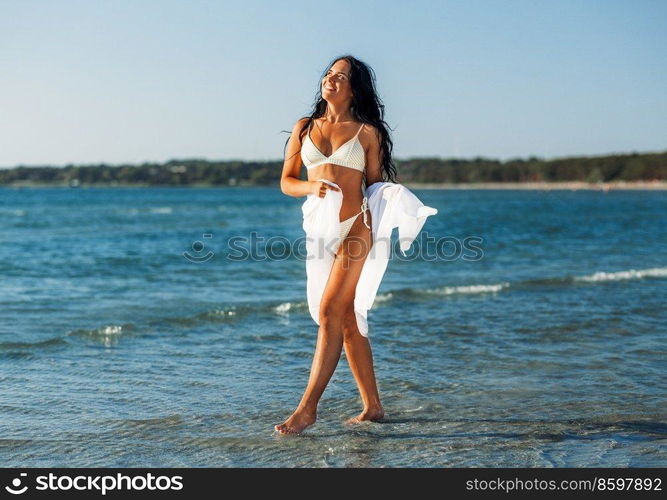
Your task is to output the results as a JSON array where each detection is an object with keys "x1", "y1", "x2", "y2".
[{"x1": 1, "y1": 147, "x2": 666, "y2": 170}]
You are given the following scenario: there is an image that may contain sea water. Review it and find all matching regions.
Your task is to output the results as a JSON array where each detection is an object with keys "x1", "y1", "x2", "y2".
[{"x1": 0, "y1": 186, "x2": 665, "y2": 467}]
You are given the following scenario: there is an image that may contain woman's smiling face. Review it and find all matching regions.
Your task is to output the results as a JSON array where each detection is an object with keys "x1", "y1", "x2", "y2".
[{"x1": 322, "y1": 59, "x2": 353, "y2": 103}]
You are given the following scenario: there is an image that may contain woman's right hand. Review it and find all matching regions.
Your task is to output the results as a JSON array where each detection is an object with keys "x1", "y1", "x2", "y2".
[{"x1": 309, "y1": 180, "x2": 341, "y2": 198}]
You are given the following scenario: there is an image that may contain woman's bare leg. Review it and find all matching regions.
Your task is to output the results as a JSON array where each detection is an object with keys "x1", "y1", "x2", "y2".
[
  {"x1": 342, "y1": 304, "x2": 385, "y2": 423},
  {"x1": 275, "y1": 216, "x2": 372, "y2": 434}
]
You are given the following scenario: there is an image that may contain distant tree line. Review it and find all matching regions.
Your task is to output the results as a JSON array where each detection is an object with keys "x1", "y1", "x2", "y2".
[{"x1": 1, "y1": 151, "x2": 665, "y2": 186}]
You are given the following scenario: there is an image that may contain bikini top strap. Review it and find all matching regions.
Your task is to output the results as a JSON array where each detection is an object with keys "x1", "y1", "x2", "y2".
[{"x1": 354, "y1": 122, "x2": 365, "y2": 137}]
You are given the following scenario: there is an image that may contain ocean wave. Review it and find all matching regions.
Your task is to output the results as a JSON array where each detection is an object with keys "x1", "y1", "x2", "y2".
[
  {"x1": 574, "y1": 266, "x2": 667, "y2": 282},
  {"x1": 67, "y1": 324, "x2": 132, "y2": 339},
  {"x1": 0, "y1": 337, "x2": 68, "y2": 351},
  {"x1": 149, "y1": 207, "x2": 173, "y2": 214},
  {"x1": 1, "y1": 209, "x2": 27, "y2": 216},
  {"x1": 424, "y1": 282, "x2": 511, "y2": 296},
  {"x1": 274, "y1": 301, "x2": 308, "y2": 315},
  {"x1": 374, "y1": 292, "x2": 394, "y2": 303},
  {"x1": 6, "y1": 265, "x2": 665, "y2": 355},
  {"x1": 113, "y1": 206, "x2": 173, "y2": 215},
  {"x1": 66, "y1": 323, "x2": 138, "y2": 348}
]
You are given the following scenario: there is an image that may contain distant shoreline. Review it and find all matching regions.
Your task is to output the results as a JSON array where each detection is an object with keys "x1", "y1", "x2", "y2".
[
  {"x1": 2, "y1": 180, "x2": 667, "y2": 190},
  {"x1": 404, "y1": 180, "x2": 667, "y2": 190}
]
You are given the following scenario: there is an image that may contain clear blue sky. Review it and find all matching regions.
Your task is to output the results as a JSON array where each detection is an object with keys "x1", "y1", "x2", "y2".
[{"x1": 1, "y1": 0, "x2": 665, "y2": 167}]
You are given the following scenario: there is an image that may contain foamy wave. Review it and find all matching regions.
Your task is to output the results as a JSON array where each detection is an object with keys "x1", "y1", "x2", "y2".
[
  {"x1": 575, "y1": 267, "x2": 667, "y2": 283},
  {"x1": 67, "y1": 324, "x2": 131, "y2": 347},
  {"x1": 373, "y1": 292, "x2": 393, "y2": 303},
  {"x1": 275, "y1": 302, "x2": 293, "y2": 314},
  {"x1": 100, "y1": 325, "x2": 123, "y2": 335},
  {"x1": 149, "y1": 207, "x2": 172, "y2": 214},
  {"x1": 427, "y1": 282, "x2": 510, "y2": 296},
  {"x1": 274, "y1": 301, "x2": 307, "y2": 315},
  {"x1": 208, "y1": 307, "x2": 237, "y2": 317},
  {"x1": 195, "y1": 307, "x2": 241, "y2": 323}
]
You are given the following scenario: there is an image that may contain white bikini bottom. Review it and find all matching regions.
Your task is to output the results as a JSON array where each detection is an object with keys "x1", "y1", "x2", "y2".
[{"x1": 339, "y1": 196, "x2": 370, "y2": 241}]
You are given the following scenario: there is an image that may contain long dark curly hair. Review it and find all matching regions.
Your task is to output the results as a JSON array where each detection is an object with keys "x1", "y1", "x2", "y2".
[{"x1": 283, "y1": 54, "x2": 399, "y2": 183}]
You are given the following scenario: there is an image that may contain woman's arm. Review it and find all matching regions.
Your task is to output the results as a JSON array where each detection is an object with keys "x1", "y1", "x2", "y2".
[
  {"x1": 364, "y1": 124, "x2": 385, "y2": 186},
  {"x1": 280, "y1": 118, "x2": 315, "y2": 197}
]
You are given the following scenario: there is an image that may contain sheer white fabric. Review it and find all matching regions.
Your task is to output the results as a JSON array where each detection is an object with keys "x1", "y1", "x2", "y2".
[{"x1": 301, "y1": 179, "x2": 438, "y2": 337}]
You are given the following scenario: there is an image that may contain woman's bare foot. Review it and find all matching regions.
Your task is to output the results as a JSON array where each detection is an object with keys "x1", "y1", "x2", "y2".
[
  {"x1": 345, "y1": 406, "x2": 385, "y2": 425},
  {"x1": 274, "y1": 408, "x2": 317, "y2": 435}
]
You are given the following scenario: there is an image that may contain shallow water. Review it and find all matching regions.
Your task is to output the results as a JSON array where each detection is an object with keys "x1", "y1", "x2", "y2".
[{"x1": 1, "y1": 187, "x2": 665, "y2": 467}]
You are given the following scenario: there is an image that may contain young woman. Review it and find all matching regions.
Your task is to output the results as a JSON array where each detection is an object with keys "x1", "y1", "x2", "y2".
[{"x1": 278, "y1": 55, "x2": 430, "y2": 435}]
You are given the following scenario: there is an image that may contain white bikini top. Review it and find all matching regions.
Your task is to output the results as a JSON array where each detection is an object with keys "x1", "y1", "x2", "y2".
[{"x1": 301, "y1": 121, "x2": 366, "y2": 173}]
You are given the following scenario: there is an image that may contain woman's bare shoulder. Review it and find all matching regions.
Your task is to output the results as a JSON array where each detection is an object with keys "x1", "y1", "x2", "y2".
[
  {"x1": 292, "y1": 117, "x2": 311, "y2": 139},
  {"x1": 360, "y1": 122, "x2": 381, "y2": 146},
  {"x1": 294, "y1": 117, "x2": 311, "y2": 130}
]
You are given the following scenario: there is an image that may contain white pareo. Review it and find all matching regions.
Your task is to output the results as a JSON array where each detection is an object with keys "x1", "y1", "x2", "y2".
[{"x1": 301, "y1": 179, "x2": 438, "y2": 337}]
